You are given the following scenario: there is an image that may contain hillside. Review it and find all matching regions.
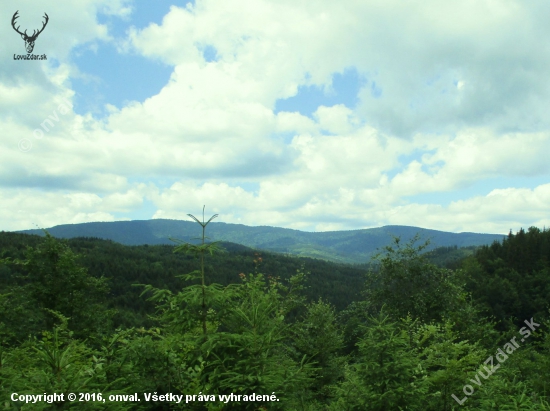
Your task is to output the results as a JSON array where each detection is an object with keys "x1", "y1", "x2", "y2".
[
  {"x1": 0, "y1": 232, "x2": 368, "y2": 323},
  {"x1": 15, "y1": 220, "x2": 505, "y2": 264},
  {"x1": 2, "y1": 227, "x2": 549, "y2": 410}
]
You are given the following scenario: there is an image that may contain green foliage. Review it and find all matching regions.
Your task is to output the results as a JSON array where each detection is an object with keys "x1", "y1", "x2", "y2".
[
  {"x1": 331, "y1": 310, "x2": 429, "y2": 410},
  {"x1": 0, "y1": 233, "x2": 114, "y2": 346},
  {"x1": 0, "y1": 231, "x2": 367, "y2": 325},
  {"x1": 0, "y1": 285, "x2": 46, "y2": 345},
  {"x1": 464, "y1": 226, "x2": 550, "y2": 330},
  {"x1": 410, "y1": 318, "x2": 487, "y2": 411},
  {"x1": 135, "y1": 209, "x2": 316, "y2": 410},
  {"x1": 423, "y1": 245, "x2": 479, "y2": 269},
  {"x1": 0, "y1": 313, "x2": 135, "y2": 410},
  {"x1": 291, "y1": 299, "x2": 346, "y2": 404},
  {"x1": 141, "y1": 262, "x2": 315, "y2": 409},
  {"x1": 10, "y1": 232, "x2": 112, "y2": 338},
  {"x1": 364, "y1": 235, "x2": 469, "y2": 324},
  {"x1": 198, "y1": 272, "x2": 314, "y2": 410},
  {"x1": 1, "y1": 222, "x2": 550, "y2": 410},
  {"x1": 170, "y1": 206, "x2": 224, "y2": 336}
]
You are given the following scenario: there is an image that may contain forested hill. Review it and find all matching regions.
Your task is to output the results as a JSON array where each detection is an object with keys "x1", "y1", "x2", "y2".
[
  {"x1": 1, "y1": 227, "x2": 549, "y2": 410},
  {"x1": 15, "y1": 219, "x2": 505, "y2": 264},
  {"x1": 0, "y1": 231, "x2": 486, "y2": 328},
  {"x1": 0, "y1": 232, "x2": 368, "y2": 325}
]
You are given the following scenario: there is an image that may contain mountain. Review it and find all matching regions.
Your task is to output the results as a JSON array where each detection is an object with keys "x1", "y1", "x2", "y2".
[{"x1": 14, "y1": 219, "x2": 505, "y2": 264}]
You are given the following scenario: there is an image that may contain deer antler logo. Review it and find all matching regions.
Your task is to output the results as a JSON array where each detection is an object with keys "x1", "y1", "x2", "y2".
[{"x1": 11, "y1": 11, "x2": 49, "y2": 54}]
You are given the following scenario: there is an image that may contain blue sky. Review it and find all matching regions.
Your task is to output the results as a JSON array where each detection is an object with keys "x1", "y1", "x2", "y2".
[{"x1": 2, "y1": 0, "x2": 550, "y2": 234}]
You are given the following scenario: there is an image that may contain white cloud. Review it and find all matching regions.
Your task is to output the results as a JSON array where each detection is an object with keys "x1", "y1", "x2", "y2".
[
  {"x1": 0, "y1": 190, "x2": 114, "y2": 231},
  {"x1": 0, "y1": 184, "x2": 155, "y2": 231},
  {"x1": 1, "y1": 0, "x2": 550, "y2": 236},
  {"x1": 381, "y1": 184, "x2": 550, "y2": 234},
  {"x1": 314, "y1": 105, "x2": 359, "y2": 135}
]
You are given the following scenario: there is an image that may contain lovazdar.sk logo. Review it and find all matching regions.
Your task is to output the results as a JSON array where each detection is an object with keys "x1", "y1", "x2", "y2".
[{"x1": 11, "y1": 10, "x2": 49, "y2": 60}]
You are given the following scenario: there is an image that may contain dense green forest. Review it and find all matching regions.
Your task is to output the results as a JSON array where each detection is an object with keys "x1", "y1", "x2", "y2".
[{"x1": 1, "y1": 220, "x2": 549, "y2": 410}]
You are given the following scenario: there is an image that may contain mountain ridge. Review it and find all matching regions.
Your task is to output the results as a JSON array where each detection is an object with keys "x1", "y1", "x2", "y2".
[{"x1": 14, "y1": 219, "x2": 506, "y2": 264}]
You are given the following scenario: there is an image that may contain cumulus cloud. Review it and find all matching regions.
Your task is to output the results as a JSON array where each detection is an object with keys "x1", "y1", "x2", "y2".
[
  {"x1": 1, "y1": 0, "x2": 550, "y2": 235},
  {"x1": 381, "y1": 183, "x2": 550, "y2": 234}
]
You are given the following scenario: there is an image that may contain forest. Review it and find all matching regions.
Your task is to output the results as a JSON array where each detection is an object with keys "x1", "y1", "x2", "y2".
[{"x1": 1, "y1": 219, "x2": 549, "y2": 410}]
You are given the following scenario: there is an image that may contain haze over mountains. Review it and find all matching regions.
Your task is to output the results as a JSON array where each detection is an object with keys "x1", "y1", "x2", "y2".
[{"x1": 15, "y1": 220, "x2": 506, "y2": 264}]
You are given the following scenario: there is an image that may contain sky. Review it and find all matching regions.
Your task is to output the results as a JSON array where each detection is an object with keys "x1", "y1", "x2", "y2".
[{"x1": 2, "y1": 0, "x2": 550, "y2": 234}]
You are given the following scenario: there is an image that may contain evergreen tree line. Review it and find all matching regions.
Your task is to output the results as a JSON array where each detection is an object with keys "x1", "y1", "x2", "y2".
[
  {"x1": 0, "y1": 221, "x2": 549, "y2": 410},
  {"x1": 0, "y1": 231, "x2": 367, "y2": 330}
]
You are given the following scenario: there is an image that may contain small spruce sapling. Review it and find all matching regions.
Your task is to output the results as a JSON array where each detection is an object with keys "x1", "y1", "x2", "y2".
[{"x1": 170, "y1": 206, "x2": 225, "y2": 336}]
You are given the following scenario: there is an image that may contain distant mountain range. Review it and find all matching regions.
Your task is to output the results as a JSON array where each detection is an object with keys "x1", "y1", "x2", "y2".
[{"x1": 14, "y1": 220, "x2": 505, "y2": 264}]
